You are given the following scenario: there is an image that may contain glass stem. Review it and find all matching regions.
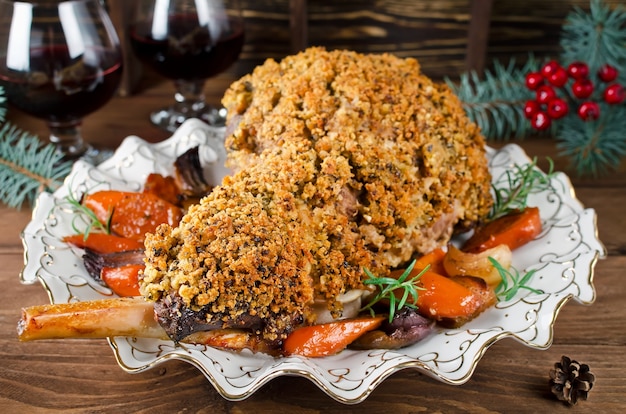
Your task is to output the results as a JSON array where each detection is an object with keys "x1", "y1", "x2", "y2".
[
  {"x1": 173, "y1": 79, "x2": 207, "y2": 115},
  {"x1": 150, "y1": 79, "x2": 225, "y2": 132},
  {"x1": 48, "y1": 120, "x2": 88, "y2": 159}
]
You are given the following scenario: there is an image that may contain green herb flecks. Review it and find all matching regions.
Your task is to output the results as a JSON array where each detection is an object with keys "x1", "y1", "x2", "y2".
[
  {"x1": 361, "y1": 259, "x2": 426, "y2": 322},
  {"x1": 490, "y1": 257, "x2": 544, "y2": 301},
  {"x1": 490, "y1": 157, "x2": 555, "y2": 220}
]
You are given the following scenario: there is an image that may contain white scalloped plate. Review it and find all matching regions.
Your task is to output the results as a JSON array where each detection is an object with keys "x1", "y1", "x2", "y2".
[{"x1": 20, "y1": 119, "x2": 606, "y2": 404}]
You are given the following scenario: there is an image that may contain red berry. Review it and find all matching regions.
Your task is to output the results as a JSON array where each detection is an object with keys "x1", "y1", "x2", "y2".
[
  {"x1": 577, "y1": 101, "x2": 600, "y2": 121},
  {"x1": 547, "y1": 98, "x2": 569, "y2": 119},
  {"x1": 531, "y1": 111, "x2": 551, "y2": 130},
  {"x1": 541, "y1": 60, "x2": 561, "y2": 78},
  {"x1": 567, "y1": 61, "x2": 589, "y2": 79},
  {"x1": 604, "y1": 83, "x2": 625, "y2": 104},
  {"x1": 525, "y1": 72, "x2": 544, "y2": 90},
  {"x1": 536, "y1": 85, "x2": 556, "y2": 104},
  {"x1": 524, "y1": 100, "x2": 541, "y2": 119},
  {"x1": 548, "y1": 67, "x2": 568, "y2": 87},
  {"x1": 598, "y1": 64, "x2": 618, "y2": 82},
  {"x1": 571, "y1": 78, "x2": 594, "y2": 99}
]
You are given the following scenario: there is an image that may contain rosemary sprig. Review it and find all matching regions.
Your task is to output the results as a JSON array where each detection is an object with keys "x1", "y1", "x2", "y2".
[
  {"x1": 361, "y1": 259, "x2": 426, "y2": 322},
  {"x1": 490, "y1": 157, "x2": 555, "y2": 220},
  {"x1": 64, "y1": 189, "x2": 111, "y2": 239},
  {"x1": 490, "y1": 257, "x2": 544, "y2": 301}
]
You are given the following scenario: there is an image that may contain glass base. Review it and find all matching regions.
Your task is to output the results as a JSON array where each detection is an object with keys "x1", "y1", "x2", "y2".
[
  {"x1": 58, "y1": 144, "x2": 113, "y2": 165},
  {"x1": 48, "y1": 122, "x2": 113, "y2": 165},
  {"x1": 150, "y1": 105, "x2": 227, "y2": 133},
  {"x1": 79, "y1": 145, "x2": 114, "y2": 165}
]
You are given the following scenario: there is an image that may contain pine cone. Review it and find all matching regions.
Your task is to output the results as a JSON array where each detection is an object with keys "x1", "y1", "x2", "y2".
[{"x1": 549, "y1": 355, "x2": 595, "y2": 405}]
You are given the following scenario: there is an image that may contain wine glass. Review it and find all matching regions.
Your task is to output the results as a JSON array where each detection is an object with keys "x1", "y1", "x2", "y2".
[
  {"x1": 129, "y1": 0, "x2": 244, "y2": 132},
  {"x1": 0, "y1": 0, "x2": 123, "y2": 162}
]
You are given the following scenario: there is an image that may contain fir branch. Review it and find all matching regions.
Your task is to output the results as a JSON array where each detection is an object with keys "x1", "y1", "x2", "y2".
[
  {"x1": 0, "y1": 123, "x2": 72, "y2": 209},
  {"x1": 560, "y1": 0, "x2": 626, "y2": 83},
  {"x1": 556, "y1": 104, "x2": 626, "y2": 176},
  {"x1": 445, "y1": 56, "x2": 541, "y2": 140}
]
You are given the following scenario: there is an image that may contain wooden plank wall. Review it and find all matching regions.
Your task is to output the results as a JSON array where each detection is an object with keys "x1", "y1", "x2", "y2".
[
  {"x1": 109, "y1": 0, "x2": 624, "y2": 94},
  {"x1": 235, "y1": 0, "x2": 624, "y2": 80}
]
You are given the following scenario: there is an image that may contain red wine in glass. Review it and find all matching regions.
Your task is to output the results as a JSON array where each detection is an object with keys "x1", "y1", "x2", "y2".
[
  {"x1": 0, "y1": 45, "x2": 122, "y2": 122},
  {"x1": 130, "y1": 15, "x2": 244, "y2": 82},
  {"x1": 0, "y1": 0, "x2": 123, "y2": 162},
  {"x1": 129, "y1": 0, "x2": 244, "y2": 132}
]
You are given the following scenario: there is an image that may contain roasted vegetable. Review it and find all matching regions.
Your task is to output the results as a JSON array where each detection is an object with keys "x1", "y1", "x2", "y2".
[
  {"x1": 174, "y1": 146, "x2": 213, "y2": 197},
  {"x1": 100, "y1": 264, "x2": 144, "y2": 297},
  {"x1": 17, "y1": 297, "x2": 166, "y2": 341},
  {"x1": 442, "y1": 275, "x2": 497, "y2": 328},
  {"x1": 349, "y1": 307, "x2": 434, "y2": 350},
  {"x1": 64, "y1": 233, "x2": 143, "y2": 254},
  {"x1": 443, "y1": 243, "x2": 512, "y2": 287},
  {"x1": 82, "y1": 190, "x2": 183, "y2": 241},
  {"x1": 463, "y1": 207, "x2": 542, "y2": 253},
  {"x1": 282, "y1": 316, "x2": 385, "y2": 357},
  {"x1": 185, "y1": 329, "x2": 281, "y2": 355},
  {"x1": 414, "y1": 271, "x2": 485, "y2": 325},
  {"x1": 143, "y1": 173, "x2": 183, "y2": 206}
]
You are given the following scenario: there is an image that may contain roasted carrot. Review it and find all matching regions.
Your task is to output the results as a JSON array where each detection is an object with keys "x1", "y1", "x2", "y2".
[
  {"x1": 83, "y1": 190, "x2": 183, "y2": 241},
  {"x1": 82, "y1": 190, "x2": 127, "y2": 224},
  {"x1": 283, "y1": 316, "x2": 385, "y2": 357},
  {"x1": 415, "y1": 271, "x2": 482, "y2": 322},
  {"x1": 63, "y1": 233, "x2": 144, "y2": 254},
  {"x1": 382, "y1": 248, "x2": 493, "y2": 326},
  {"x1": 403, "y1": 247, "x2": 447, "y2": 276},
  {"x1": 143, "y1": 173, "x2": 182, "y2": 206},
  {"x1": 462, "y1": 207, "x2": 542, "y2": 253},
  {"x1": 100, "y1": 264, "x2": 144, "y2": 297},
  {"x1": 110, "y1": 192, "x2": 182, "y2": 241}
]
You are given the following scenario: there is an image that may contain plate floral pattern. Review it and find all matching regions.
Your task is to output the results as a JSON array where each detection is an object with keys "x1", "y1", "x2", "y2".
[{"x1": 20, "y1": 119, "x2": 606, "y2": 404}]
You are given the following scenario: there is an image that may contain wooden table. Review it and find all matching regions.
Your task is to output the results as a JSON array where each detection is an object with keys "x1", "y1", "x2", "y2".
[{"x1": 1, "y1": 73, "x2": 625, "y2": 413}]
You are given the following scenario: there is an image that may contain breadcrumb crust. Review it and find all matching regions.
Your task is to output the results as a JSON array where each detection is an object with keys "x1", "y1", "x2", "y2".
[{"x1": 141, "y1": 47, "x2": 493, "y2": 341}]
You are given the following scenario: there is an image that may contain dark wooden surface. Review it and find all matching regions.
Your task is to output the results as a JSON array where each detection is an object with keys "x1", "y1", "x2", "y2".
[{"x1": 2, "y1": 1, "x2": 626, "y2": 411}]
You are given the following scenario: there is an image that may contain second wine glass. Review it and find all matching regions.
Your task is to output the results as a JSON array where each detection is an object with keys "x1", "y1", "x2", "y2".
[{"x1": 130, "y1": 0, "x2": 244, "y2": 132}]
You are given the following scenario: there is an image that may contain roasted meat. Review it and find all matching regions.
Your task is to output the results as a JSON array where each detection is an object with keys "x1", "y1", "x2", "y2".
[{"x1": 141, "y1": 47, "x2": 493, "y2": 343}]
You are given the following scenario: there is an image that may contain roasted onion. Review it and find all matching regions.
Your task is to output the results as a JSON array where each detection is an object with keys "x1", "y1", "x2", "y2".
[{"x1": 443, "y1": 243, "x2": 512, "y2": 287}]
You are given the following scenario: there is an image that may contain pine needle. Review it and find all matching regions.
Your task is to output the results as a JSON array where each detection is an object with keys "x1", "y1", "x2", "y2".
[
  {"x1": 556, "y1": 104, "x2": 626, "y2": 177},
  {"x1": 445, "y1": 56, "x2": 542, "y2": 140},
  {"x1": 560, "y1": 0, "x2": 626, "y2": 84},
  {"x1": 0, "y1": 123, "x2": 72, "y2": 209},
  {"x1": 555, "y1": 0, "x2": 626, "y2": 176}
]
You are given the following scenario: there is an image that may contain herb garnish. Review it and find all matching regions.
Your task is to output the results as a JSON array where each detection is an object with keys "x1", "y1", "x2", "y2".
[
  {"x1": 490, "y1": 257, "x2": 544, "y2": 301},
  {"x1": 490, "y1": 157, "x2": 555, "y2": 220},
  {"x1": 65, "y1": 190, "x2": 111, "y2": 239},
  {"x1": 361, "y1": 259, "x2": 426, "y2": 322},
  {"x1": 360, "y1": 158, "x2": 553, "y2": 319}
]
